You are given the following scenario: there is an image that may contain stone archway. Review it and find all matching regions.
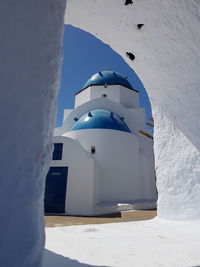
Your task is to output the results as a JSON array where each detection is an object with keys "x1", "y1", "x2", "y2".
[{"x1": 65, "y1": 0, "x2": 200, "y2": 220}]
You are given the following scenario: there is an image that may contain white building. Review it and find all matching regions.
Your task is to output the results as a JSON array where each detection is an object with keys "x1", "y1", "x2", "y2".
[{"x1": 44, "y1": 70, "x2": 157, "y2": 216}]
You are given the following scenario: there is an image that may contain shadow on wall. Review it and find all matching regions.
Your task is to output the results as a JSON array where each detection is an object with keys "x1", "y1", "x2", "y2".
[{"x1": 43, "y1": 249, "x2": 112, "y2": 267}]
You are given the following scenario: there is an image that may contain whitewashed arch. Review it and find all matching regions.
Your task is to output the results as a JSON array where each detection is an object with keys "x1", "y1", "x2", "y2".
[
  {"x1": 0, "y1": 1, "x2": 200, "y2": 266},
  {"x1": 65, "y1": 0, "x2": 200, "y2": 220}
]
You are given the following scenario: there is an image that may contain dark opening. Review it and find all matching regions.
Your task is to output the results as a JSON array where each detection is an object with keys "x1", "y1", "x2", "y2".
[
  {"x1": 126, "y1": 52, "x2": 135, "y2": 61},
  {"x1": 125, "y1": 0, "x2": 133, "y2": 5},
  {"x1": 91, "y1": 146, "x2": 96, "y2": 154},
  {"x1": 52, "y1": 143, "x2": 63, "y2": 160},
  {"x1": 137, "y1": 24, "x2": 144, "y2": 29},
  {"x1": 102, "y1": 93, "x2": 108, "y2": 98}
]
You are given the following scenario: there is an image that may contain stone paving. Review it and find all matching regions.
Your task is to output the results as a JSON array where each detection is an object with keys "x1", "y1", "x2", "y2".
[{"x1": 45, "y1": 210, "x2": 157, "y2": 227}]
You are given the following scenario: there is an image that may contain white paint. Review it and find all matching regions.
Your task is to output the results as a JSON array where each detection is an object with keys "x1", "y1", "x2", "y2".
[
  {"x1": 155, "y1": 107, "x2": 200, "y2": 220},
  {"x1": 75, "y1": 85, "x2": 139, "y2": 108},
  {"x1": 63, "y1": 109, "x2": 73, "y2": 123},
  {"x1": 66, "y1": 129, "x2": 156, "y2": 203},
  {"x1": 75, "y1": 87, "x2": 91, "y2": 108},
  {"x1": 43, "y1": 219, "x2": 200, "y2": 267},
  {"x1": 0, "y1": 1, "x2": 66, "y2": 266},
  {"x1": 90, "y1": 85, "x2": 120, "y2": 106},
  {"x1": 1, "y1": 0, "x2": 198, "y2": 265},
  {"x1": 49, "y1": 77, "x2": 156, "y2": 215},
  {"x1": 65, "y1": 0, "x2": 200, "y2": 219},
  {"x1": 51, "y1": 136, "x2": 95, "y2": 215},
  {"x1": 119, "y1": 87, "x2": 139, "y2": 108},
  {"x1": 129, "y1": 108, "x2": 146, "y2": 130},
  {"x1": 67, "y1": 130, "x2": 141, "y2": 202}
]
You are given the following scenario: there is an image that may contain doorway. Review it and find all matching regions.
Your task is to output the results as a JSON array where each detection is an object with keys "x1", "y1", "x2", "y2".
[{"x1": 44, "y1": 166, "x2": 68, "y2": 213}]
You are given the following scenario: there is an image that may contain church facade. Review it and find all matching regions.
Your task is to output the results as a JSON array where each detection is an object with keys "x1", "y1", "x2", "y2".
[{"x1": 44, "y1": 70, "x2": 157, "y2": 215}]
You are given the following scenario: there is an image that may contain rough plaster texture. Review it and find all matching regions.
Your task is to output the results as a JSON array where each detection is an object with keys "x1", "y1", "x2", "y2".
[
  {"x1": 0, "y1": 1, "x2": 199, "y2": 266},
  {"x1": 66, "y1": 0, "x2": 200, "y2": 220},
  {"x1": 0, "y1": 1, "x2": 66, "y2": 266}
]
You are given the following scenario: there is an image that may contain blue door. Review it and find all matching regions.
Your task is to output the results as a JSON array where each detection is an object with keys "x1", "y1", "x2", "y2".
[{"x1": 44, "y1": 166, "x2": 68, "y2": 213}]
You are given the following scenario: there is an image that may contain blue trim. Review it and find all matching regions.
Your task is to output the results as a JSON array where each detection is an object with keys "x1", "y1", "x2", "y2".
[
  {"x1": 52, "y1": 143, "x2": 63, "y2": 160},
  {"x1": 71, "y1": 109, "x2": 131, "y2": 133}
]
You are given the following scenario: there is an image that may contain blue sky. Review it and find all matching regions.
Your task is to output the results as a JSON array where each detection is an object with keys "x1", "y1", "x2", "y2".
[{"x1": 56, "y1": 25, "x2": 152, "y2": 130}]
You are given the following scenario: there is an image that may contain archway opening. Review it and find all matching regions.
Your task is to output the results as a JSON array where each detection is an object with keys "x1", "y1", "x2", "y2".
[
  {"x1": 45, "y1": 25, "x2": 157, "y2": 225},
  {"x1": 44, "y1": 24, "x2": 157, "y2": 223},
  {"x1": 57, "y1": 25, "x2": 153, "y2": 136}
]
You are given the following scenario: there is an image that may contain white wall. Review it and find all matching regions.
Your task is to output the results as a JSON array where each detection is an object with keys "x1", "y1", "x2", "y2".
[
  {"x1": 120, "y1": 87, "x2": 139, "y2": 108},
  {"x1": 90, "y1": 85, "x2": 120, "y2": 104},
  {"x1": 51, "y1": 136, "x2": 95, "y2": 215},
  {"x1": 93, "y1": 160, "x2": 101, "y2": 205},
  {"x1": 0, "y1": 1, "x2": 66, "y2": 266},
  {"x1": 128, "y1": 108, "x2": 146, "y2": 131},
  {"x1": 75, "y1": 85, "x2": 139, "y2": 109},
  {"x1": 63, "y1": 109, "x2": 73, "y2": 123},
  {"x1": 66, "y1": 129, "x2": 155, "y2": 203},
  {"x1": 154, "y1": 108, "x2": 200, "y2": 219},
  {"x1": 66, "y1": 0, "x2": 200, "y2": 220},
  {"x1": 139, "y1": 135, "x2": 157, "y2": 200},
  {"x1": 75, "y1": 87, "x2": 91, "y2": 108}
]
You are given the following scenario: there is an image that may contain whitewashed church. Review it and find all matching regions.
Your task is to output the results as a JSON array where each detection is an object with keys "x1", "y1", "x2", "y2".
[{"x1": 44, "y1": 70, "x2": 157, "y2": 215}]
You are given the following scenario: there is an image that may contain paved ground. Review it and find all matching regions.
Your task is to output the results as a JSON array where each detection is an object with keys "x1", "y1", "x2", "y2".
[{"x1": 45, "y1": 210, "x2": 157, "y2": 227}]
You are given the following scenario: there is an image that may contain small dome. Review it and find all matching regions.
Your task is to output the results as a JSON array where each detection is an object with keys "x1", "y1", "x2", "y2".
[
  {"x1": 71, "y1": 109, "x2": 131, "y2": 133},
  {"x1": 83, "y1": 70, "x2": 133, "y2": 89}
]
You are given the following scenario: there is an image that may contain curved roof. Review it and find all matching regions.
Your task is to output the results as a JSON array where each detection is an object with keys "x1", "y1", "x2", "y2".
[
  {"x1": 71, "y1": 109, "x2": 131, "y2": 133},
  {"x1": 83, "y1": 70, "x2": 133, "y2": 89}
]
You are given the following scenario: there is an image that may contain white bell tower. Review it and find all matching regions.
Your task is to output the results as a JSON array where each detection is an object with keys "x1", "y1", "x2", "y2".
[{"x1": 75, "y1": 70, "x2": 139, "y2": 108}]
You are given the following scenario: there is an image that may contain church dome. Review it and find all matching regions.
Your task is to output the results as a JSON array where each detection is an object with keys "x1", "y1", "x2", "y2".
[
  {"x1": 83, "y1": 70, "x2": 133, "y2": 89},
  {"x1": 71, "y1": 109, "x2": 131, "y2": 133}
]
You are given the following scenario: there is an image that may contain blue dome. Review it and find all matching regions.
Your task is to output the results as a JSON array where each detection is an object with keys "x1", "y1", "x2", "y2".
[
  {"x1": 71, "y1": 109, "x2": 131, "y2": 133},
  {"x1": 83, "y1": 70, "x2": 133, "y2": 89}
]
